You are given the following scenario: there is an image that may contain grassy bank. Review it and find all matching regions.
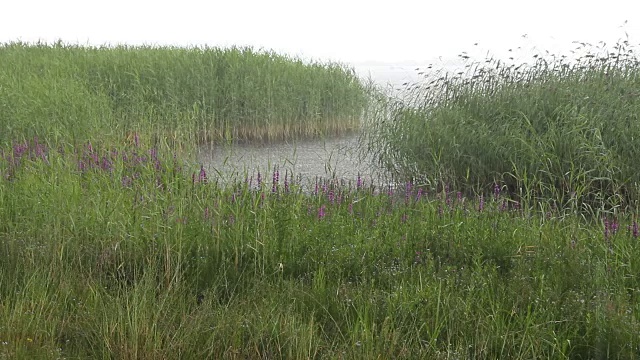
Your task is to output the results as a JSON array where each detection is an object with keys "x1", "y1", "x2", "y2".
[
  {"x1": 1, "y1": 137, "x2": 639, "y2": 358},
  {"x1": 363, "y1": 40, "x2": 640, "y2": 213},
  {"x1": 0, "y1": 41, "x2": 367, "y2": 146}
]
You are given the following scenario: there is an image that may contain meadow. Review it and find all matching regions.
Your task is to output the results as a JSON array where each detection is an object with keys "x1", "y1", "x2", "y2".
[{"x1": 1, "y1": 41, "x2": 640, "y2": 359}]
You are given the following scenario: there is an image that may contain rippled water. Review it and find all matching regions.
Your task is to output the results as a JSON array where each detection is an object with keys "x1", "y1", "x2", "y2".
[{"x1": 197, "y1": 135, "x2": 389, "y2": 188}]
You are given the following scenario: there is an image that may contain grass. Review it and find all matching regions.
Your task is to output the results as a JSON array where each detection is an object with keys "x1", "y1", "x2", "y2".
[
  {"x1": 1, "y1": 136, "x2": 640, "y2": 359},
  {"x1": 0, "y1": 41, "x2": 368, "y2": 146},
  {"x1": 2, "y1": 38, "x2": 640, "y2": 358},
  {"x1": 362, "y1": 39, "x2": 640, "y2": 215}
]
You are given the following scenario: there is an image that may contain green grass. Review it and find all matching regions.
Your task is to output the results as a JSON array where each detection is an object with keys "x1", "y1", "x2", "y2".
[
  {"x1": 0, "y1": 41, "x2": 368, "y2": 146},
  {"x1": 3, "y1": 38, "x2": 640, "y2": 358},
  {"x1": 362, "y1": 39, "x2": 640, "y2": 215},
  {"x1": 1, "y1": 137, "x2": 639, "y2": 359}
]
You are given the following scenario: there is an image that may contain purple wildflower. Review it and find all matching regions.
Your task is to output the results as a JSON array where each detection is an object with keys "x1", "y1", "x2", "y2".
[
  {"x1": 318, "y1": 205, "x2": 326, "y2": 220},
  {"x1": 199, "y1": 165, "x2": 207, "y2": 183},
  {"x1": 121, "y1": 176, "x2": 132, "y2": 188},
  {"x1": 100, "y1": 156, "x2": 112, "y2": 171},
  {"x1": 272, "y1": 168, "x2": 279, "y2": 193},
  {"x1": 405, "y1": 181, "x2": 412, "y2": 204}
]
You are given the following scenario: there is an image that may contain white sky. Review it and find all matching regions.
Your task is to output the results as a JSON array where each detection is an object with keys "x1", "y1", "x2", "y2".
[{"x1": 2, "y1": 0, "x2": 640, "y2": 65}]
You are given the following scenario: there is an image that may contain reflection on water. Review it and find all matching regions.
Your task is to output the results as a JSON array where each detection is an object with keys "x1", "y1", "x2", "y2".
[{"x1": 197, "y1": 135, "x2": 387, "y2": 188}]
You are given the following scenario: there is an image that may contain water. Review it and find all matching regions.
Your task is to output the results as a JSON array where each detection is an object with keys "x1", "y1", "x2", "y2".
[
  {"x1": 196, "y1": 63, "x2": 443, "y2": 187},
  {"x1": 197, "y1": 134, "x2": 387, "y2": 188}
]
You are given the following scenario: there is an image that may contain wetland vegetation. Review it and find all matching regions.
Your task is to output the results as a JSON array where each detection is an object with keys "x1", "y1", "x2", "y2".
[{"x1": 1, "y1": 40, "x2": 640, "y2": 359}]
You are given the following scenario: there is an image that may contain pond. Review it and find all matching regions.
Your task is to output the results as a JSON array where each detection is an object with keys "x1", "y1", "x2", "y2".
[{"x1": 197, "y1": 134, "x2": 389, "y2": 189}]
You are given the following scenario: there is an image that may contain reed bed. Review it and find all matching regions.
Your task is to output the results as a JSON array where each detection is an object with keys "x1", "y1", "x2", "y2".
[
  {"x1": 362, "y1": 39, "x2": 640, "y2": 214},
  {"x1": 1, "y1": 136, "x2": 639, "y2": 359},
  {"x1": 0, "y1": 41, "x2": 367, "y2": 146}
]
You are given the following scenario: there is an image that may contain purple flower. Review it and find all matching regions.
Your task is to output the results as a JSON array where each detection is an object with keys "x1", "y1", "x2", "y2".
[
  {"x1": 478, "y1": 195, "x2": 484, "y2": 212},
  {"x1": 611, "y1": 219, "x2": 619, "y2": 235},
  {"x1": 272, "y1": 168, "x2": 279, "y2": 193},
  {"x1": 318, "y1": 205, "x2": 326, "y2": 220},
  {"x1": 199, "y1": 165, "x2": 207, "y2": 183},
  {"x1": 100, "y1": 156, "x2": 112, "y2": 171},
  {"x1": 121, "y1": 176, "x2": 132, "y2": 188},
  {"x1": 494, "y1": 183, "x2": 500, "y2": 199},
  {"x1": 405, "y1": 182, "x2": 412, "y2": 204},
  {"x1": 356, "y1": 174, "x2": 362, "y2": 189}
]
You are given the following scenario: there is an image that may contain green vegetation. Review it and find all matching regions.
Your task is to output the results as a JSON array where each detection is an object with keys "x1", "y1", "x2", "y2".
[
  {"x1": 2, "y1": 39, "x2": 640, "y2": 358},
  {"x1": 1, "y1": 138, "x2": 639, "y2": 358},
  {"x1": 363, "y1": 40, "x2": 640, "y2": 214},
  {"x1": 0, "y1": 41, "x2": 367, "y2": 145}
]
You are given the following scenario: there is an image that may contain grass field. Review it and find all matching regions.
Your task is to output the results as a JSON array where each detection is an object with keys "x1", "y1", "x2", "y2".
[
  {"x1": 2, "y1": 40, "x2": 640, "y2": 359},
  {"x1": 1, "y1": 136, "x2": 639, "y2": 359}
]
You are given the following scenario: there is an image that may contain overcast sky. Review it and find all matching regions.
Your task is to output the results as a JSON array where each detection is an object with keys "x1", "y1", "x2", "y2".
[{"x1": 2, "y1": 0, "x2": 640, "y2": 65}]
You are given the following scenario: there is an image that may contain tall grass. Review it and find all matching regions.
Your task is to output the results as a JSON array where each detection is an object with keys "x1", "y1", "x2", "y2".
[
  {"x1": 1, "y1": 136, "x2": 640, "y2": 358},
  {"x1": 363, "y1": 39, "x2": 640, "y2": 214},
  {"x1": 0, "y1": 41, "x2": 367, "y2": 146}
]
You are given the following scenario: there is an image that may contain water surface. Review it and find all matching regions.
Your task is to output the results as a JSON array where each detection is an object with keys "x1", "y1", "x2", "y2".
[{"x1": 198, "y1": 135, "x2": 386, "y2": 188}]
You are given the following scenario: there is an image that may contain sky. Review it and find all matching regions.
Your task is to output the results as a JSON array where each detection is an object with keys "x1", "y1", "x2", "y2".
[{"x1": 2, "y1": 0, "x2": 640, "y2": 66}]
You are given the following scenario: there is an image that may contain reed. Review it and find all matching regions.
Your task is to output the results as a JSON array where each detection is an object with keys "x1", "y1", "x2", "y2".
[
  {"x1": 362, "y1": 39, "x2": 640, "y2": 215},
  {"x1": 0, "y1": 41, "x2": 367, "y2": 146}
]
